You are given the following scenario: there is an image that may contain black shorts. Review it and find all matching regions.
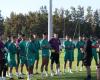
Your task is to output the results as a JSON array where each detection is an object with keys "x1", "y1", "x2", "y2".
[
  {"x1": 51, "y1": 52, "x2": 59, "y2": 64},
  {"x1": 83, "y1": 53, "x2": 92, "y2": 66}
]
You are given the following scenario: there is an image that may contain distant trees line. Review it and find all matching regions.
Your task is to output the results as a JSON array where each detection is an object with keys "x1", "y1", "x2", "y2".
[{"x1": 2, "y1": 6, "x2": 100, "y2": 38}]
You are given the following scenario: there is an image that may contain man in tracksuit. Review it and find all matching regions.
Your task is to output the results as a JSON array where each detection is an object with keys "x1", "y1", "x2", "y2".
[
  {"x1": 83, "y1": 38, "x2": 92, "y2": 80},
  {"x1": 0, "y1": 36, "x2": 7, "y2": 80},
  {"x1": 49, "y1": 33, "x2": 61, "y2": 76}
]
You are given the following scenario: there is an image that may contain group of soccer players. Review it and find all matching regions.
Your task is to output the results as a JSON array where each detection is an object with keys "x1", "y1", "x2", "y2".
[{"x1": 0, "y1": 33, "x2": 100, "y2": 80}]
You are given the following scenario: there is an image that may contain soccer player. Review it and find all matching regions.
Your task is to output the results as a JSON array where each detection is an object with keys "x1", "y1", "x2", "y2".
[
  {"x1": 49, "y1": 33, "x2": 61, "y2": 76},
  {"x1": 40, "y1": 33, "x2": 50, "y2": 77},
  {"x1": 16, "y1": 34, "x2": 22, "y2": 77},
  {"x1": 32, "y1": 34, "x2": 40, "y2": 74},
  {"x1": 91, "y1": 37, "x2": 98, "y2": 68},
  {"x1": 0, "y1": 35, "x2": 7, "y2": 80},
  {"x1": 18, "y1": 34, "x2": 28, "y2": 78},
  {"x1": 76, "y1": 36, "x2": 85, "y2": 72},
  {"x1": 26, "y1": 35, "x2": 36, "y2": 80},
  {"x1": 63, "y1": 36, "x2": 75, "y2": 73},
  {"x1": 5, "y1": 35, "x2": 11, "y2": 77},
  {"x1": 8, "y1": 36, "x2": 17, "y2": 79}
]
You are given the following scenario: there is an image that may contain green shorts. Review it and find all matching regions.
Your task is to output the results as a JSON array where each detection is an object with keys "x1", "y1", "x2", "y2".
[
  {"x1": 35, "y1": 53, "x2": 39, "y2": 60},
  {"x1": 42, "y1": 55, "x2": 49, "y2": 59},
  {"x1": 64, "y1": 51, "x2": 74, "y2": 61},
  {"x1": 20, "y1": 56, "x2": 27, "y2": 65},
  {"x1": 8, "y1": 60, "x2": 16, "y2": 68},
  {"x1": 77, "y1": 52, "x2": 84, "y2": 61},
  {"x1": 92, "y1": 52, "x2": 98, "y2": 61},
  {"x1": 27, "y1": 57, "x2": 35, "y2": 67}
]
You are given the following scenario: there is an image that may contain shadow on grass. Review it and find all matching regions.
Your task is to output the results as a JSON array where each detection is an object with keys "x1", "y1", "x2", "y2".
[{"x1": 36, "y1": 76, "x2": 96, "y2": 80}]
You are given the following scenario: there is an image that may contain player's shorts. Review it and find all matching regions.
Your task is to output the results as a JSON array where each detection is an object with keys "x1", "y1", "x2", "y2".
[
  {"x1": 35, "y1": 53, "x2": 39, "y2": 60},
  {"x1": 51, "y1": 52, "x2": 59, "y2": 64},
  {"x1": 27, "y1": 57, "x2": 35, "y2": 67},
  {"x1": 8, "y1": 59, "x2": 16, "y2": 68},
  {"x1": 20, "y1": 56, "x2": 27, "y2": 65},
  {"x1": 92, "y1": 51, "x2": 98, "y2": 61},
  {"x1": 77, "y1": 52, "x2": 84, "y2": 61},
  {"x1": 64, "y1": 51, "x2": 74, "y2": 61}
]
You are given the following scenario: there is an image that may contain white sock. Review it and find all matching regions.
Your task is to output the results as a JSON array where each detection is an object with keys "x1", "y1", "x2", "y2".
[
  {"x1": 30, "y1": 74, "x2": 33, "y2": 78},
  {"x1": 69, "y1": 69, "x2": 73, "y2": 73},
  {"x1": 6, "y1": 72, "x2": 9, "y2": 76},
  {"x1": 27, "y1": 74, "x2": 30, "y2": 80},
  {"x1": 45, "y1": 71, "x2": 48, "y2": 77},
  {"x1": 58, "y1": 68, "x2": 60, "y2": 73},
  {"x1": 51, "y1": 70, "x2": 54, "y2": 77},
  {"x1": 76, "y1": 66, "x2": 78, "y2": 72},
  {"x1": 68, "y1": 67, "x2": 70, "y2": 72},
  {"x1": 80, "y1": 67, "x2": 83, "y2": 71},
  {"x1": 16, "y1": 72, "x2": 19, "y2": 77},
  {"x1": 9, "y1": 73, "x2": 13, "y2": 78}
]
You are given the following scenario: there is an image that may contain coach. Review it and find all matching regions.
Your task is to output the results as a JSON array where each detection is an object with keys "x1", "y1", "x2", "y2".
[
  {"x1": 49, "y1": 33, "x2": 61, "y2": 76},
  {"x1": 83, "y1": 38, "x2": 92, "y2": 80}
]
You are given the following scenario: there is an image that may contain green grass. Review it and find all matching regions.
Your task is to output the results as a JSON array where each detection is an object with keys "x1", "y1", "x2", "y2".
[{"x1": 7, "y1": 49, "x2": 97, "y2": 80}]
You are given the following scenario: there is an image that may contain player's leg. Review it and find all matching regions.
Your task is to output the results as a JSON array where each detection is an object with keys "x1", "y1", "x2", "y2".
[
  {"x1": 21, "y1": 64, "x2": 24, "y2": 74},
  {"x1": 18, "y1": 63, "x2": 24, "y2": 79},
  {"x1": 27, "y1": 57, "x2": 35, "y2": 80},
  {"x1": 16, "y1": 52, "x2": 20, "y2": 77},
  {"x1": 84, "y1": 55, "x2": 92, "y2": 80},
  {"x1": 9, "y1": 60, "x2": 16, "y2": 79},
  {"x1": 64, "y1": 60, "x2": 67, "y2": 73},
  {"x1": 41, "y1": 57, "x2": 45, "y2": 78},
  {"x1": 76, "y1": 53, "x2": 80, "y2": 72},
  {"x1": 2, "y1": 64, "x2": 7, "y2": 80},
  {"x1": 86, "y1": 66, "x2": 91, "y2": 80},
  {"x1": 69, "y1": 52, "x2": 73, "y2": 73},
  {"x1": 35, "y1": 56, "x2": 39, "y2": 74},
  {"x1": 6, "y1": 65, "x2": 9, "y2": 77},
  {"x1": 69, "y1": 61, "x2": 73, "y2": 73},
  {"x1": 27, "y1": 65, "x2": 33, "y2": 80},
  {"x1": 45, "y1": 57, "x2": 49, "y2": 77},
  {"x1": 94, "y1": 53, "x2": 98, "y2": 66},
  {"x1": 9, "y1": 67, "x2": 13, "y2": 79},
  {"x1": 50, "y1": 53, "x2": 54, "y2": 76},
  {"x1": 55, "y1": 54, "x2": 60, "y2": 75},
  {"x1": 80, "y1": 53, "x2": 84, "y2": 71}
]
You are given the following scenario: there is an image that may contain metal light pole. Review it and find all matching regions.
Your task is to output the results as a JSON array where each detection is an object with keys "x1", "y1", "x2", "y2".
[{"x1": 48, "y1": 0, "x2": 53, "y2": 41}]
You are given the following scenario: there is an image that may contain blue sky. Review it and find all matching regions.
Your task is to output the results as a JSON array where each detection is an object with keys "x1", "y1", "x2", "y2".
[{"x1": 0, "y1": 0, "x2": 100, "y2": 18}]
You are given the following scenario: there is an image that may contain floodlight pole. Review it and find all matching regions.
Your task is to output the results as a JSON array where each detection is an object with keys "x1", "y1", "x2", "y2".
[{"x1": 48, "y1": 0, "x2": 53, "y2": 41}]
